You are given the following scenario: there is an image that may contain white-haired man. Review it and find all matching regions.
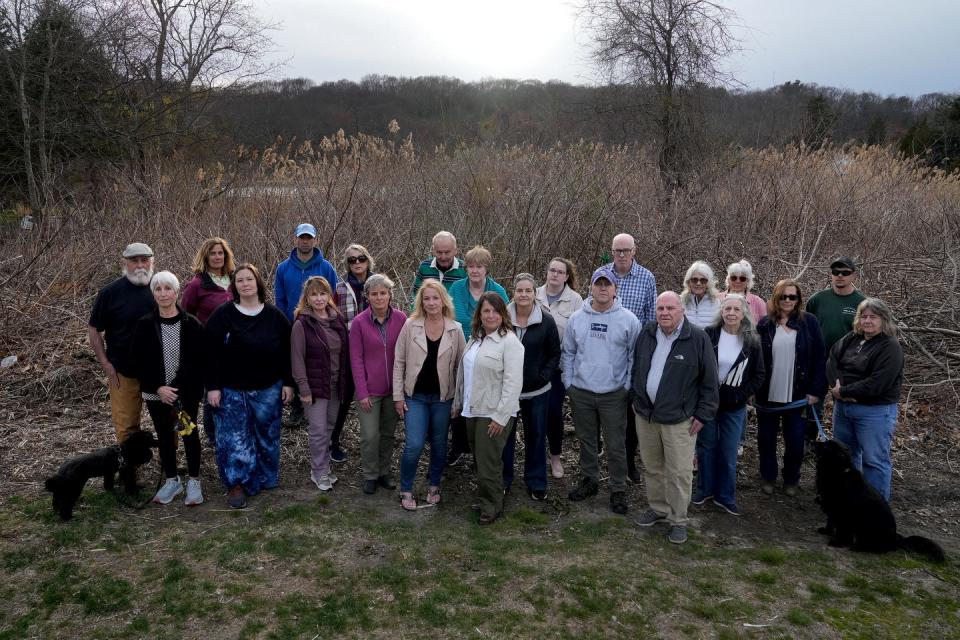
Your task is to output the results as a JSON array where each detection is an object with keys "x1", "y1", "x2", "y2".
[
  {"x1": 88, "y1": 243, "x2": 158, "y2": 442},
  {"x1": 410, "y1": 230, "x2": 467, "y2": 300}
]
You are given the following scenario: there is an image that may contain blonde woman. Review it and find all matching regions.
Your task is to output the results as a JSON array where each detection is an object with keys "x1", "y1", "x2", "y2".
[{"x1": 393, "y1": 280, "x2": 466, "y2": 510}]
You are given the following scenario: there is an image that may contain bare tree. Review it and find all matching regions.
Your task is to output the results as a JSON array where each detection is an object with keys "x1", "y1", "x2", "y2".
[{"x1": 579, "y1": 0, "x2": 741, "y2": 186}]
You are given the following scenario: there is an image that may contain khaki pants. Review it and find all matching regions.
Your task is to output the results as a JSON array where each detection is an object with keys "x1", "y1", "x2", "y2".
[
  {"x1": 636, "y1": 416, "x2": 695, "y2": 525},
  {"x1": 466, "y1": 416, "x2": 513, "y2": 518},
  {"x1": 110, "y1": 373, "x2": 143, "y2": 443},
  {"x1": 358, "y1": 396, "x2": 399, "y2": 480}
]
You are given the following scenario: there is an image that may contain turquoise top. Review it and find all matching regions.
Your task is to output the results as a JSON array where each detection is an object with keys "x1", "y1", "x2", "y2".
[{"x1": 448, "y1": 276, "x2": 508, "y2": 339}]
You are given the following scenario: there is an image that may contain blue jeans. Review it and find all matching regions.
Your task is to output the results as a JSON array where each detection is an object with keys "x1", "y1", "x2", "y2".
[
  {"x1": 400, "y1": 393, "x2": 451, "y2": 492},
  {"x1": 502, "y1": 392, "x2": 549, "y2": 491},
  {"x1": 214, "y1": 381, "x2": 283, "y2": 495},
  {"x1": 833, "y1": 400, "x2": 897, "y2": 501},
  {"x1": 696, "y1": 406, "x2": 746, "y2": 505},
  {"x1": 756, "y1": 404, "x2": 806, "y2": 485}
]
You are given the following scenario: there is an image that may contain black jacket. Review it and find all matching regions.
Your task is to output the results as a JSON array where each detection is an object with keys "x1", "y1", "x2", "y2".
[
  {"x1": 129, "y1": 306, "x2": 205, "y2": 410},
  {"x1": 705, "y1": 326, "x2": 766, "y2": 411},
  {"x1": 631, "y1": 319, "x2": 719, "y2": 425},
  {"x1": 755, "y1": 311, "x2": 827, "y2": 405},
  {"x1": 510, "y1": 304, "x2": 561, "y2": 394},
  {"x1": 826, "y1": 332, "x2": 903, "y2": 405}
]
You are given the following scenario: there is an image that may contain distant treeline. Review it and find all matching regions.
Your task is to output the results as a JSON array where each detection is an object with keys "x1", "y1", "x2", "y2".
[{"x1": 214, "y1": 76, "x2": 960, "y2": 169}]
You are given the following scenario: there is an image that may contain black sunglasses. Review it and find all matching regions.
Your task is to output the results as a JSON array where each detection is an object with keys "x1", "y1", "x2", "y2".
[
  {"x1": 831, "y1": 269, "x2": 853, "y2": 277},
  {"x1": 689, "y1": 277, "x2": 708, "y2": 285},
  {"x1": 346, "y1": 255, "x2": 369, "y2": 265},
  {"x1": 779, "y1": 294, "x2": 799, "y2": 301},
  {"x1": 729, "y1": 275, "x2": 748, "y2": 282}
]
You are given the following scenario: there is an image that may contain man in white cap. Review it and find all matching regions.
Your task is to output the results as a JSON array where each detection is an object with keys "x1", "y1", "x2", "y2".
[
  {"x1": 274, "y1": 223, "x2": 339, "y2": 322},
  {"x1": 88, "y1": 243, "x2": 158, "y2": 442}
]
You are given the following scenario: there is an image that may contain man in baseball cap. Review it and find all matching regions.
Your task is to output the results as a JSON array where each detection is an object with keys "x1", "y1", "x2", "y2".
[
  {"x1": 274, "y1": 223, "x2": 338, "y2": 322},
  {"x1": 560, "y1": 265, "x2": 640, "y2": 515},
  {"x1": 806, "y1": 256, "x2": 866, "y2": 353},
  {"x1": 88, "y1": 243, "x2": 158, "y2": 442}
]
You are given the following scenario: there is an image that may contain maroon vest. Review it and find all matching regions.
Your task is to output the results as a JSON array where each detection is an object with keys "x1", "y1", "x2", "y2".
[{"x1": 299, "y1": 314, "x2": 348, "y2": 399}]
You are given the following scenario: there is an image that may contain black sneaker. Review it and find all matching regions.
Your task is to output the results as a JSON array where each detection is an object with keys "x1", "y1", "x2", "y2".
[
  {"x1": 378, "y1": 475, "x2": 397, "y2": 490},
  {"x1": 610, "y1": 491, "x2": 628, "y2": 515},
  {"x1": 568, "y1": 477, "x2": 599, "y2": 502},
  {"x1": 691, "y1": 490, "x2": 713, "y2": 505},
  {"x1": 330, "y1": 447, "x2": 347, "y2": 463},
  {"x1": 362, "y1": 479, "x2": 377, "y2": 495},
  {"x1": 528, "y1": 488, "x2": 547, "y2": 501}
]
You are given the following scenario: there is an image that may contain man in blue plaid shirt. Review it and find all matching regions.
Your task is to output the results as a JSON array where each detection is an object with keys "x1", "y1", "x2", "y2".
[{"x1": 604, "y1": 233, "x2": 657, "y2": 482}]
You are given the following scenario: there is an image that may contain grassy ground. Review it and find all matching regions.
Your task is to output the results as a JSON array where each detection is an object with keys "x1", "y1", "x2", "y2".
[{"x1": 2, "y1": 478, "x2": 958, "y2": 640}]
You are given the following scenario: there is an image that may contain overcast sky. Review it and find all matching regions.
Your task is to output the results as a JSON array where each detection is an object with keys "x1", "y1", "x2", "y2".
[{"x1": 263, "y1": 0, "x2": 959, "y2": 96}]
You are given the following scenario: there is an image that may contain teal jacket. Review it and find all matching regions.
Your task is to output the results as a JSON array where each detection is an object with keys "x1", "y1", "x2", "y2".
[{"x1": 448, "y1": 277, "x2": 508, "y2": 340}]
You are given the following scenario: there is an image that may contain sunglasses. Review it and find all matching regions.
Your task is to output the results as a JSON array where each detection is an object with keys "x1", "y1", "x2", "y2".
[
  {"x1": 779, "y1": 294, "x2": 799, "y2": 301},
  {"x1": 689, "y1": 277, "x2": 708, "y2": 285},
  {"x1": 346, "y1": 255, "x2": 369, "y2": 265},
  {"x1": 729, "y1": 275, "x2": 748, "y2": 282},
  {"x1": 831, "y1": 269, "x2": 853, "y2": 277}
]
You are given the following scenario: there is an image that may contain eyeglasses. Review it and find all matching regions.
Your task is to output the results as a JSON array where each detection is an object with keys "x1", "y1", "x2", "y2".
[
  {"x1": 547, "y1": 268, "x2": 566, "y2": 275},
  {"x1": 779, "y1": 294, "x2": 799, "y2": 301},
  {"x1": 611, "y1": 248, "x2": 633, "y2": 256},
  {"x1": 729, "y1": 275, "x2": 748, "y2": 282},
  {"x1": 689, "y1": 277, "x2": 708, "y2": 285},
  {"x1": 346, "y1": 255, "x2": 369, "y2": 265},
  {"x1": 831, "y1": 269, "x2": 853, "y2": 277}
]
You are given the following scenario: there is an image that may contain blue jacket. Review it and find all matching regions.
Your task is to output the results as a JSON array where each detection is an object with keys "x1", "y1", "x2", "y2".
[
  {"x1": 274, "y1": 248, "x2": 339, "y2": 321},
  {"x1": 755, "y1": 312, "x2": 827, "y2": 405}
]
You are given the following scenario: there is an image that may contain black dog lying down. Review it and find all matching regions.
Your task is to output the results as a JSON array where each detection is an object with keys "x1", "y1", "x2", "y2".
[
  {"x1": 814, "y1": 439, "x2": 945, "y2": 563},
  {"x1": 44, "y1": 430, "x2": 156, "y2": 520}
]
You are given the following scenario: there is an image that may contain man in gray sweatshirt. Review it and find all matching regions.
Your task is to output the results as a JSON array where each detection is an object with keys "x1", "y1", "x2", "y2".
[{"x1": 561, "y1": 267, "x2": 642, "y2": 514}]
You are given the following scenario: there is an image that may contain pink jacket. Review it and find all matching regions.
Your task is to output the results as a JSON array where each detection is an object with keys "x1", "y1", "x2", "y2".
[{"x1": 350, "y1": 307, "x2": 408, "y2": 399}]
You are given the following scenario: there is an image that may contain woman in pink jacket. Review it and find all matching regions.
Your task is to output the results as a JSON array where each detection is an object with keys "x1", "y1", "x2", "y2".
[{"x1": 349, "y1": 274, "x2": 407, "y2": 495}]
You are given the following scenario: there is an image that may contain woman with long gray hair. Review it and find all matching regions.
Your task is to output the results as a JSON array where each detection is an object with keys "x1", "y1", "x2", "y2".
[{"x1": 693, "y1": 294, "x2": 766, "y2": 515}]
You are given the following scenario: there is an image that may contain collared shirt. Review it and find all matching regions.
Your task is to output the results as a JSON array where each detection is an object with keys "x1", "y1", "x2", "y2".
[
  {"x1": 604, "y1": 260, "x2": 657, "y2": 324},
  {"x1": 646, "y1": 319, "x2": 684, "y2": 404},
  {"x1": 372, "y1": 307, "x2": 392, "y2": 342}
]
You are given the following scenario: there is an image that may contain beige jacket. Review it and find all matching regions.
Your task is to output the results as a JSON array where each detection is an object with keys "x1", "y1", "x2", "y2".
[
  {"x1": 393, "y1": 316, "x2": 466, "y2": 401},
  {"x1": 454, "y1": 330, "x2": 524, "y2": 427},
  {"x1": 536, "y1": 284, "x2": 584, "y2": 342}
]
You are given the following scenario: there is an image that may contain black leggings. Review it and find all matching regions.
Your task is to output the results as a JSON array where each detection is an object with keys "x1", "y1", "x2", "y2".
[{"x1": 146, "y1": 400, "x2": 201, "y2": 478}]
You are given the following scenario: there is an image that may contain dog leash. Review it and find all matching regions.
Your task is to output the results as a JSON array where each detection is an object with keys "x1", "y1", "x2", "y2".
[{"x1": 754, "y1": 399, "x2": 829, "y2": 442}]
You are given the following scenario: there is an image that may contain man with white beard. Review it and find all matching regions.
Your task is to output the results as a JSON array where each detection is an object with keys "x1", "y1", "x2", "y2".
[{"x1": 89, "y1": 243, "x2": 158, "y2": 442}]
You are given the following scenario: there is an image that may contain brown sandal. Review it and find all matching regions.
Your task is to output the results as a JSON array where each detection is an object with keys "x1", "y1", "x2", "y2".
[
  {"x1": 426, "y1": 486, "x2": 441, "y2": 506},
  {"x1": 400, "y1": 492, "x2": 417, "y2": 511}
]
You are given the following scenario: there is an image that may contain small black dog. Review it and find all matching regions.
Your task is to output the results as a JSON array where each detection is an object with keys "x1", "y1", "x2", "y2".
[
  {"x1": 44, "y1": 430, "x2": 156, "y2": 520},
  {"x1": 814, "y1": 439, "x2": 945, "y2": 563}
]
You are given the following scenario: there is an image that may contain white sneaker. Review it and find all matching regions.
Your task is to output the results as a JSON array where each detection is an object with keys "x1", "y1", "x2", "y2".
[
  {"x1": 328, "y1": 473, "x2": 338, "y2": 485},
  {"x1": 311, "y1": 471, "x2": 333, "y2": 491},
  {"x1": 184, "y1": 478, "x2": 204, "y2": 506},
  {"x1": 153, "y1": 477, "x2": 183, "y2": 505}
]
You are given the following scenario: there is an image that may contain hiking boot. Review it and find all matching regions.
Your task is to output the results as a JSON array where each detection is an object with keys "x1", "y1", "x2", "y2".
[
  {"x1": 362, "y1": 479, "x2": 377, "y2": 495},
  {"x1": 567, "y1": 477, "x2": 599, "y2": 502},
  {"x1": 184, "y1": 478, "x2": 203, "y2": 506},
  {"x1": 152, "y1": 477, "x2": 183, "y2": 505},
  {"x1": 610, "y1": 491, "x2": 628, "y2": 515},
  {"x1": 691, "y1": 490, "x2": 713, "y2": 506},
  {"x1": 668, "y1": 525, "x2": 688, "y2": 544},
  {"x1": 634, "y1": 509, "x2": 667, "y2": 527}
]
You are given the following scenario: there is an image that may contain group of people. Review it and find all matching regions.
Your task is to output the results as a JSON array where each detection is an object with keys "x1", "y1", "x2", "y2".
[{"x1": 88, "y1": 226, "x2": 903, "y2": 543}]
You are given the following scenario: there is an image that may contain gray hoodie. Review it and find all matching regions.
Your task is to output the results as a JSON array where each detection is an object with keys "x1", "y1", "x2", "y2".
[{"x1": 561, "y1": 298, "x2": 641, "y2": 393}]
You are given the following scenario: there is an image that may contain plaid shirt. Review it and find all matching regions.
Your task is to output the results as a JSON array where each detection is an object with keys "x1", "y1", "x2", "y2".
[
  {"x1": 604, "y1": 261, "x2": 657, "y2": 324},
  {"x1": 336, "y1": 276, "x2": 369, "y2": 327}
]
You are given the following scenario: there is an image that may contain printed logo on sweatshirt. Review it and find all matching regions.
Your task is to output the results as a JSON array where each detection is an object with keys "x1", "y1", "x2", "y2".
[{"x1": 589, "y1": 323, "x2": 608, "y2": 339}]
